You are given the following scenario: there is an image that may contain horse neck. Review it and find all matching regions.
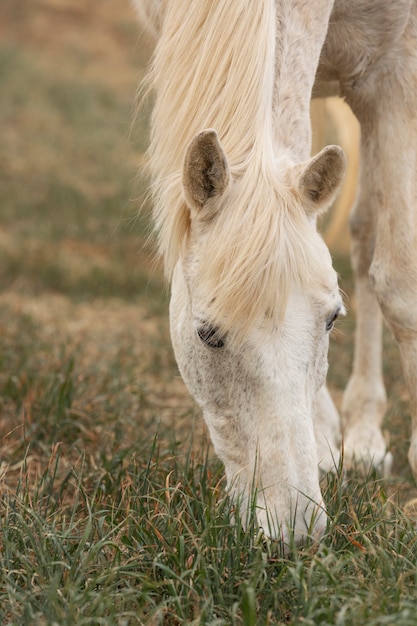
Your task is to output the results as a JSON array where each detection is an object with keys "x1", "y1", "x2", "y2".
[{"x1": 272, "y1": 0, "x2": 335, "y2": 162}]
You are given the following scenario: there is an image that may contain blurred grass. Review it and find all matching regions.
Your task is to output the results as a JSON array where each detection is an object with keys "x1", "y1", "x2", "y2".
[
  {"x1": 0, "y1": 0, "x2": 177, "y2": 491},
  {"x1": 0, "y1": 9, "x2": 156, "y2": 303},
  {"x1": 2, "y1": 438, "x2": 417, "y2": 625}
]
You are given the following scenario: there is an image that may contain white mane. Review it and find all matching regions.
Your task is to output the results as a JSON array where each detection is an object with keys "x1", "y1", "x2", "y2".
[{"x1": 145, "y1": 0, "x2": 333, "y2": 334}]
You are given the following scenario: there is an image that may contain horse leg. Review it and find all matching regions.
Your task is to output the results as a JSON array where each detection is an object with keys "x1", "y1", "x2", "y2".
[
  {"x1": 344, "y1": 79, "x2": 417, "y2": 478},
  {"x1": 314, "y1": 384, "x2": 341, "y2": 473},
  {"x1": 341, "y1": 113, "x2": 389, "y2": 474},
  {"x1": 368, "y1": 112, "x2": 417, "y2": 481}
]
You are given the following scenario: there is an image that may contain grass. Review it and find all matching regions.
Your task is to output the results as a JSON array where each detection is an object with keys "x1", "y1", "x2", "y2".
[
  {"x1": 1, "y1": 1, "x2": 417, "y2": 624},
  {"x1": 1, "y1": 442, "x2": 417, "y2": 625}
]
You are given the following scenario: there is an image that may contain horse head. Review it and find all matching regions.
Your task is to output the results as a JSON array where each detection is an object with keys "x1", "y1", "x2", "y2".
[{"x1": 170, "y1": 128, "x2": 346, "y2": 547}]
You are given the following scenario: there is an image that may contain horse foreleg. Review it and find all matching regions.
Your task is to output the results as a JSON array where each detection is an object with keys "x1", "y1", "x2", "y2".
[
  {"x1": 341, "y1": 116, "x2": 390, "y2": 475},
  {"x1": 341, "y1": 266, "x2": 391, "y2": 474},
  {"x1": 345, "y1": 81, "x2": 417, "y2": 479},
  {"x1": 369, "y1": 175, "x2": 417, "y2": 480},
  {"x1": 314, "y1": 384, "x2": 341, "y2": 473},
  {"x1": 368, "y1": 102, "x2": 417, "y2": 481}
]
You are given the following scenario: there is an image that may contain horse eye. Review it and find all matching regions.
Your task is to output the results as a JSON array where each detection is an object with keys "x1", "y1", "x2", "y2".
[
  {"x1": 197, "y1": 324, "x2": 225, "y2": 348},
  {"x1": 326, "y1": 308, "x2": 340, "y2": 332}
]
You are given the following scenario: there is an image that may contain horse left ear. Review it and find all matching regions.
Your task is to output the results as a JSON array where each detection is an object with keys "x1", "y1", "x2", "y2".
[
  {"x1": 298, "y1": 145, "x2": 346, "y2": 214},
  {"x1": 183, "y1": 129, "x2": 231, "y2": 212}
]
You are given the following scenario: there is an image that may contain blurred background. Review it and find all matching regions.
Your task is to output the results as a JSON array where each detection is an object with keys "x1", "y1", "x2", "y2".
[
  {"x1": 0, "y1": 0, "x2": 154, "y2": 299},
  {"x1": 0, "y1": 0, "x2": 180, "y2": 484}
]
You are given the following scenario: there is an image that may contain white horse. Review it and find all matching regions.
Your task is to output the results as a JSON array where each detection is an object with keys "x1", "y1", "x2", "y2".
[{"x1": 135, "y1": 0, "x2": 417, "y2": 547}]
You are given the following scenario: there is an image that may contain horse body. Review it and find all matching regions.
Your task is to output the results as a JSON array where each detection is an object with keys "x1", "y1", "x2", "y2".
[{"x1": 136, "y1": 0, "x2": 417, "y2": 546}]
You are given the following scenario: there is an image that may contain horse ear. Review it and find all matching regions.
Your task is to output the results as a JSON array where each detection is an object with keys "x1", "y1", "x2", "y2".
[
  {"x1": 183, "y1": 129, "x2": 231, "y2": 211},
  {"x1": 298, "y1": 145, "x2": 346, "y2": 214}
]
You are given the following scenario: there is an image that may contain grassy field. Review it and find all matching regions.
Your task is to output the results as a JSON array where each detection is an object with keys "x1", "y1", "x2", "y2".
[{"x1": 1, "y1": 2, "x2": 417, "y2": 624}]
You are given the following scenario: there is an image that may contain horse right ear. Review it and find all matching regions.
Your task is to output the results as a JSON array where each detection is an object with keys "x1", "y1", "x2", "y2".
[
  {"x1": 183, "y1": 129, "x2": 231, "y2": 212},
  {"x1": 297, "y1": 145, "x2": 346, "y2": 214}
]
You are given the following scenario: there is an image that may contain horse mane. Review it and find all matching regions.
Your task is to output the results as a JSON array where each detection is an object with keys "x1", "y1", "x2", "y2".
[
  {"x1": 146, "y1": 0, "x2": 276, "y2": 267},
  {"x1": 145, "y1": 0, "x2": 333, "y2": 335}
]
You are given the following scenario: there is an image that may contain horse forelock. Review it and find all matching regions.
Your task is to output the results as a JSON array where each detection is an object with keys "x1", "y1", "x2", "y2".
[{"x1": 191, "y1": 165, "x2": 335, "y2": 339}]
